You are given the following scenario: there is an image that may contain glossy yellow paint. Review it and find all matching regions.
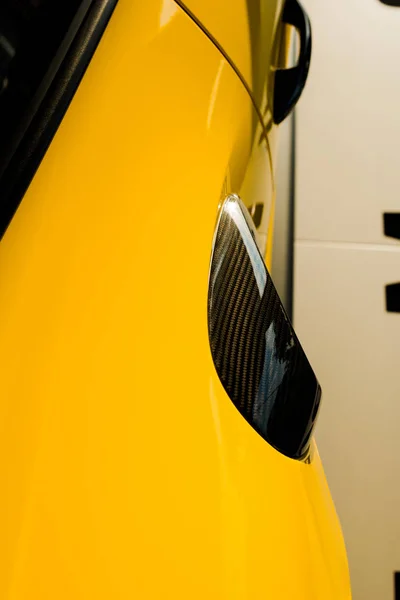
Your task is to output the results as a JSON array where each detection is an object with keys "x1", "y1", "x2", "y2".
[
  {"x1": 0, "y1": 1, "x2": 351, "y2": 598},
  {"x1": 174, "y1": 0, "x2": 253, "y2": 85},
  {"x1": 177, "y1": 0, "x2": 285, "y2": 139}
]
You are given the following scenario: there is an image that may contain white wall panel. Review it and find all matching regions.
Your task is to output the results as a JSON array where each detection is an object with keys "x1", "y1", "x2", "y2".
[
  {"x1": 296, "y1": 0, "x2": 400, "y2": 245},
  {"x1": 294, "y1": 241, "x2": 400, "y2": 600}
]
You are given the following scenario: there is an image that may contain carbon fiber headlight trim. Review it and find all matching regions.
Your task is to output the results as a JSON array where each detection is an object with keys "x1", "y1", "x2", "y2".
[{"x1": 208, "y1": 194, "x2": 321, "y2": 460}]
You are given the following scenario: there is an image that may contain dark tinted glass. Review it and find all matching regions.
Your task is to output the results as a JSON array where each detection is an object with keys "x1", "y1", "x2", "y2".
[{"x1": 0, "y1": 0, "x2": 84, "y2": 176}]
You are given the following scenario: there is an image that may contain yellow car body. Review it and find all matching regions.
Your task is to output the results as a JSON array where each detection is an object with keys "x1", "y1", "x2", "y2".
[{"x1": 0, "y1": 1, "x2": 351, "y2": 598}]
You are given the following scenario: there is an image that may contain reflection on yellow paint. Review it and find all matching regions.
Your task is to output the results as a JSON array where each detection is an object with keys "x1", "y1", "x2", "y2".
[
  {"x1": 159, "y1": 0, "x2": 178, "y2": 28},
  {"x1": 207, "y1": 60, "x2": 225, "y2": 129}
]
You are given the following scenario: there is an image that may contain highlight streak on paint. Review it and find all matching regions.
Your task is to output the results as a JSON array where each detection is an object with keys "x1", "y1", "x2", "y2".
[{"x1": 207, "y1": 60, "x2": 225, "y2": 129}]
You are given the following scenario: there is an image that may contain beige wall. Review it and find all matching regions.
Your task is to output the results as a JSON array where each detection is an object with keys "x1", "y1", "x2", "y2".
[
  {"x1": 272, "y1": 114, "x2": 294, "y2": 314},
  {"x1": 294, "y1": 1, "x2": 400, "y2": 598}
]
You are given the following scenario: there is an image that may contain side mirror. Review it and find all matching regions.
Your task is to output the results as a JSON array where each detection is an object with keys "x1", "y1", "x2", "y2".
[{"x1": 273, "y1": 0, "x2": 312, "y2": 124}]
